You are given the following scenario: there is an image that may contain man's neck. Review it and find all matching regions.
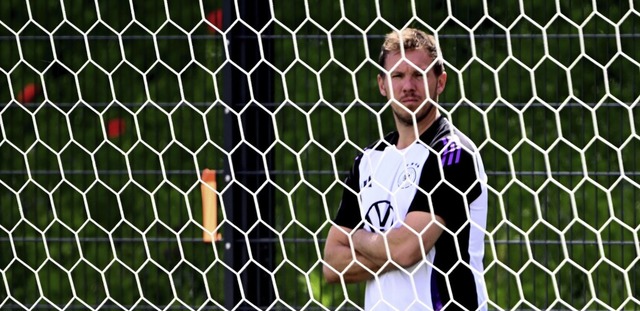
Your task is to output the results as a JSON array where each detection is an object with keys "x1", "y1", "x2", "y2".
[{"x1": 395, "y1": 110, "x2": 440, "y2": 149}]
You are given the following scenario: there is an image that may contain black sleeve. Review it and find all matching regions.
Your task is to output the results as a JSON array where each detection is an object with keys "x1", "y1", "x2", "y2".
[
  {"x1": 332, "y1": 154, "x2": 362, "y2": 229},
  {"x1": 408, "y1": 148, "x2": 482, "y2": 231}
]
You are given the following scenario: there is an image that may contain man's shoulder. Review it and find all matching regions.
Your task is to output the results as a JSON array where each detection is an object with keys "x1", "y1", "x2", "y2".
[
  {"x1": 427, "y1": 119, "x2": 478, "y2": 154},
  {"x1": 419, "y1": 119, "x2": 483, "y2": 173},
  {"x1": 356, "y1": 131, "x2": 398, "y2": 158},
  {"x1": 366, "y1": 131, "x2": 398, "y2": 151}
]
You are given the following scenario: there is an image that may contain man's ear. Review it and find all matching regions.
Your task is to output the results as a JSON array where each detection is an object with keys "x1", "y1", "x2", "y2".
[
  {"x1": 377, "y1": 74, "x2": 387, "y2": 97},
  {"x1": 436, "y1": 71, "x2": 447, "y2": 96}
]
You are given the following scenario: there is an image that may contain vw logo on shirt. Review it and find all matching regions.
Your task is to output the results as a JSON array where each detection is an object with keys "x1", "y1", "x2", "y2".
[{"x1": 364, "y1": 200, "x2": 396, "y2": 232}]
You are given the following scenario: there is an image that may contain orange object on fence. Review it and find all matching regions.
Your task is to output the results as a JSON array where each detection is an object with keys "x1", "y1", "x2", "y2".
[{"x1": 201, "y1": 169, "x2": 222, "y2": 242}]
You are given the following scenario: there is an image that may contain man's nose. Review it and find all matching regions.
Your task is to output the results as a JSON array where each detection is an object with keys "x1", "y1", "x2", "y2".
[{"x1": 402, "y1": 76, "x2": 417, "y2": 92}]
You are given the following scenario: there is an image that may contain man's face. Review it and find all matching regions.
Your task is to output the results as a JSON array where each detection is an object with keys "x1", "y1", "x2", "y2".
[{"x1": 377, "y1": 49, "x2": 447, "y2": 126}]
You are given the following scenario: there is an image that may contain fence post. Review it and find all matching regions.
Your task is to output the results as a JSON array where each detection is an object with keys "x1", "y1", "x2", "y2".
[{"x1": 222, "y1": 0, "x2": 275, "y2": 309}]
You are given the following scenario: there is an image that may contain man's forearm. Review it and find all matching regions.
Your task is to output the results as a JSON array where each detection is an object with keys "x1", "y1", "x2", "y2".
[
  {"x1": 351, "y1": 226, "x2": 425, "y2": 268},
  {"x1": 351, "y1": 229, "x2": 390, "y2": 265},
  {"x1": 323, "y1": 242, "x2": 382, "y2": 283}
]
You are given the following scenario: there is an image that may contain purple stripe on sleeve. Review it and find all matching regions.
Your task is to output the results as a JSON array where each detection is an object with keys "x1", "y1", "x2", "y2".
[
  {"x1": 441, "y1": 139, "x2": 463, "y2": 167},
  {"x1": 447, "y1": 152, "x2": 454, "y2": 166}
]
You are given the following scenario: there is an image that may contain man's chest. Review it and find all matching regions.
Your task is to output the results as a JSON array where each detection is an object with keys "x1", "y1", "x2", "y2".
[{"x1": 357, "y1": 145, "x2": 429, "y2": 231}]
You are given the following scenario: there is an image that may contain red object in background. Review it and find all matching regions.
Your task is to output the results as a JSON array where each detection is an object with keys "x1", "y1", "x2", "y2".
[
  {"x1": 207, "y1": 9, "x2": 223, "y2": 33},
  {"x1": 17, "y1": 83, "x2": 40, "y2": 104},
  {"x1": 107, "y1": 118, "x2": 126, "y2": 138}
]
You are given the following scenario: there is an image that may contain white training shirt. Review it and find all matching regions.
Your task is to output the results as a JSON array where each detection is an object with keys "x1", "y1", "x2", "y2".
[{"x1": 334, "y1": 116, "x2": 488, "y2": 311}]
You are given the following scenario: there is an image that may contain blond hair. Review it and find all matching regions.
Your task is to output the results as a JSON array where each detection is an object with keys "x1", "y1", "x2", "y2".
[{"x1": 377, "y1": 28, "x2": 444, "y2": 76}]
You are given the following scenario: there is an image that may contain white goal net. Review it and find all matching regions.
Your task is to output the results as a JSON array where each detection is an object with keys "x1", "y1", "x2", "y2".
[{"x1": 0, "y1": 0, "x2": 639, "y2": 310}]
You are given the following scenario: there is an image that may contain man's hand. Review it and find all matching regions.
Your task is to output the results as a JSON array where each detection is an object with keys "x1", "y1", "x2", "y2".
[
  {"x1": 352, "y1": 211, "x2": 445, "y2": 268},
  {"x1": 322, "y1": 225, "x2": 385, "y2": 283}
]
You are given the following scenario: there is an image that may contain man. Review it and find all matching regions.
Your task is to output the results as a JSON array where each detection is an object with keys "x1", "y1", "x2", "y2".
[{"x1": 322, "y1": 28, "x2": 488, "y2": 311}]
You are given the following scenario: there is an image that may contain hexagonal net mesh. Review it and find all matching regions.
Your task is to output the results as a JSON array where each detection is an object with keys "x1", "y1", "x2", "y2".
[{"x1": 0, "y1": 1, "x2": 639, "y2": 310}]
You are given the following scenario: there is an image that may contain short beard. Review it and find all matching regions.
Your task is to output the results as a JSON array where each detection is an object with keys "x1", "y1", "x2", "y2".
[
  {"x1": 392, "y1": 81, "x2": 439, "y2": 127},
  {"x1": 393, "y1": 102, "x2": 434, "y2": 126}
]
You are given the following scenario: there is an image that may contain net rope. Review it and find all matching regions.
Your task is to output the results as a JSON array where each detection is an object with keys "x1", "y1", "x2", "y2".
[{"x1": 0, "y1": 1, "x2": 639, "y2": 310}]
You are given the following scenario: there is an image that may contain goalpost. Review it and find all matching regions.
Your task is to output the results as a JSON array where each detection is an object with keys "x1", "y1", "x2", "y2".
[{"x1": 0, "y1": 0, "x2": 639, "y2": 310}]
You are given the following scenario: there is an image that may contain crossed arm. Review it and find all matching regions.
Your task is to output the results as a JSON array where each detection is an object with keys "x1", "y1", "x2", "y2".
[
  {"x1": 322, "y1": 226, "x2": 382, "y2": 283},
  {"x1": 322, "y1": 211, "x2": 445, "y2": 283}
]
